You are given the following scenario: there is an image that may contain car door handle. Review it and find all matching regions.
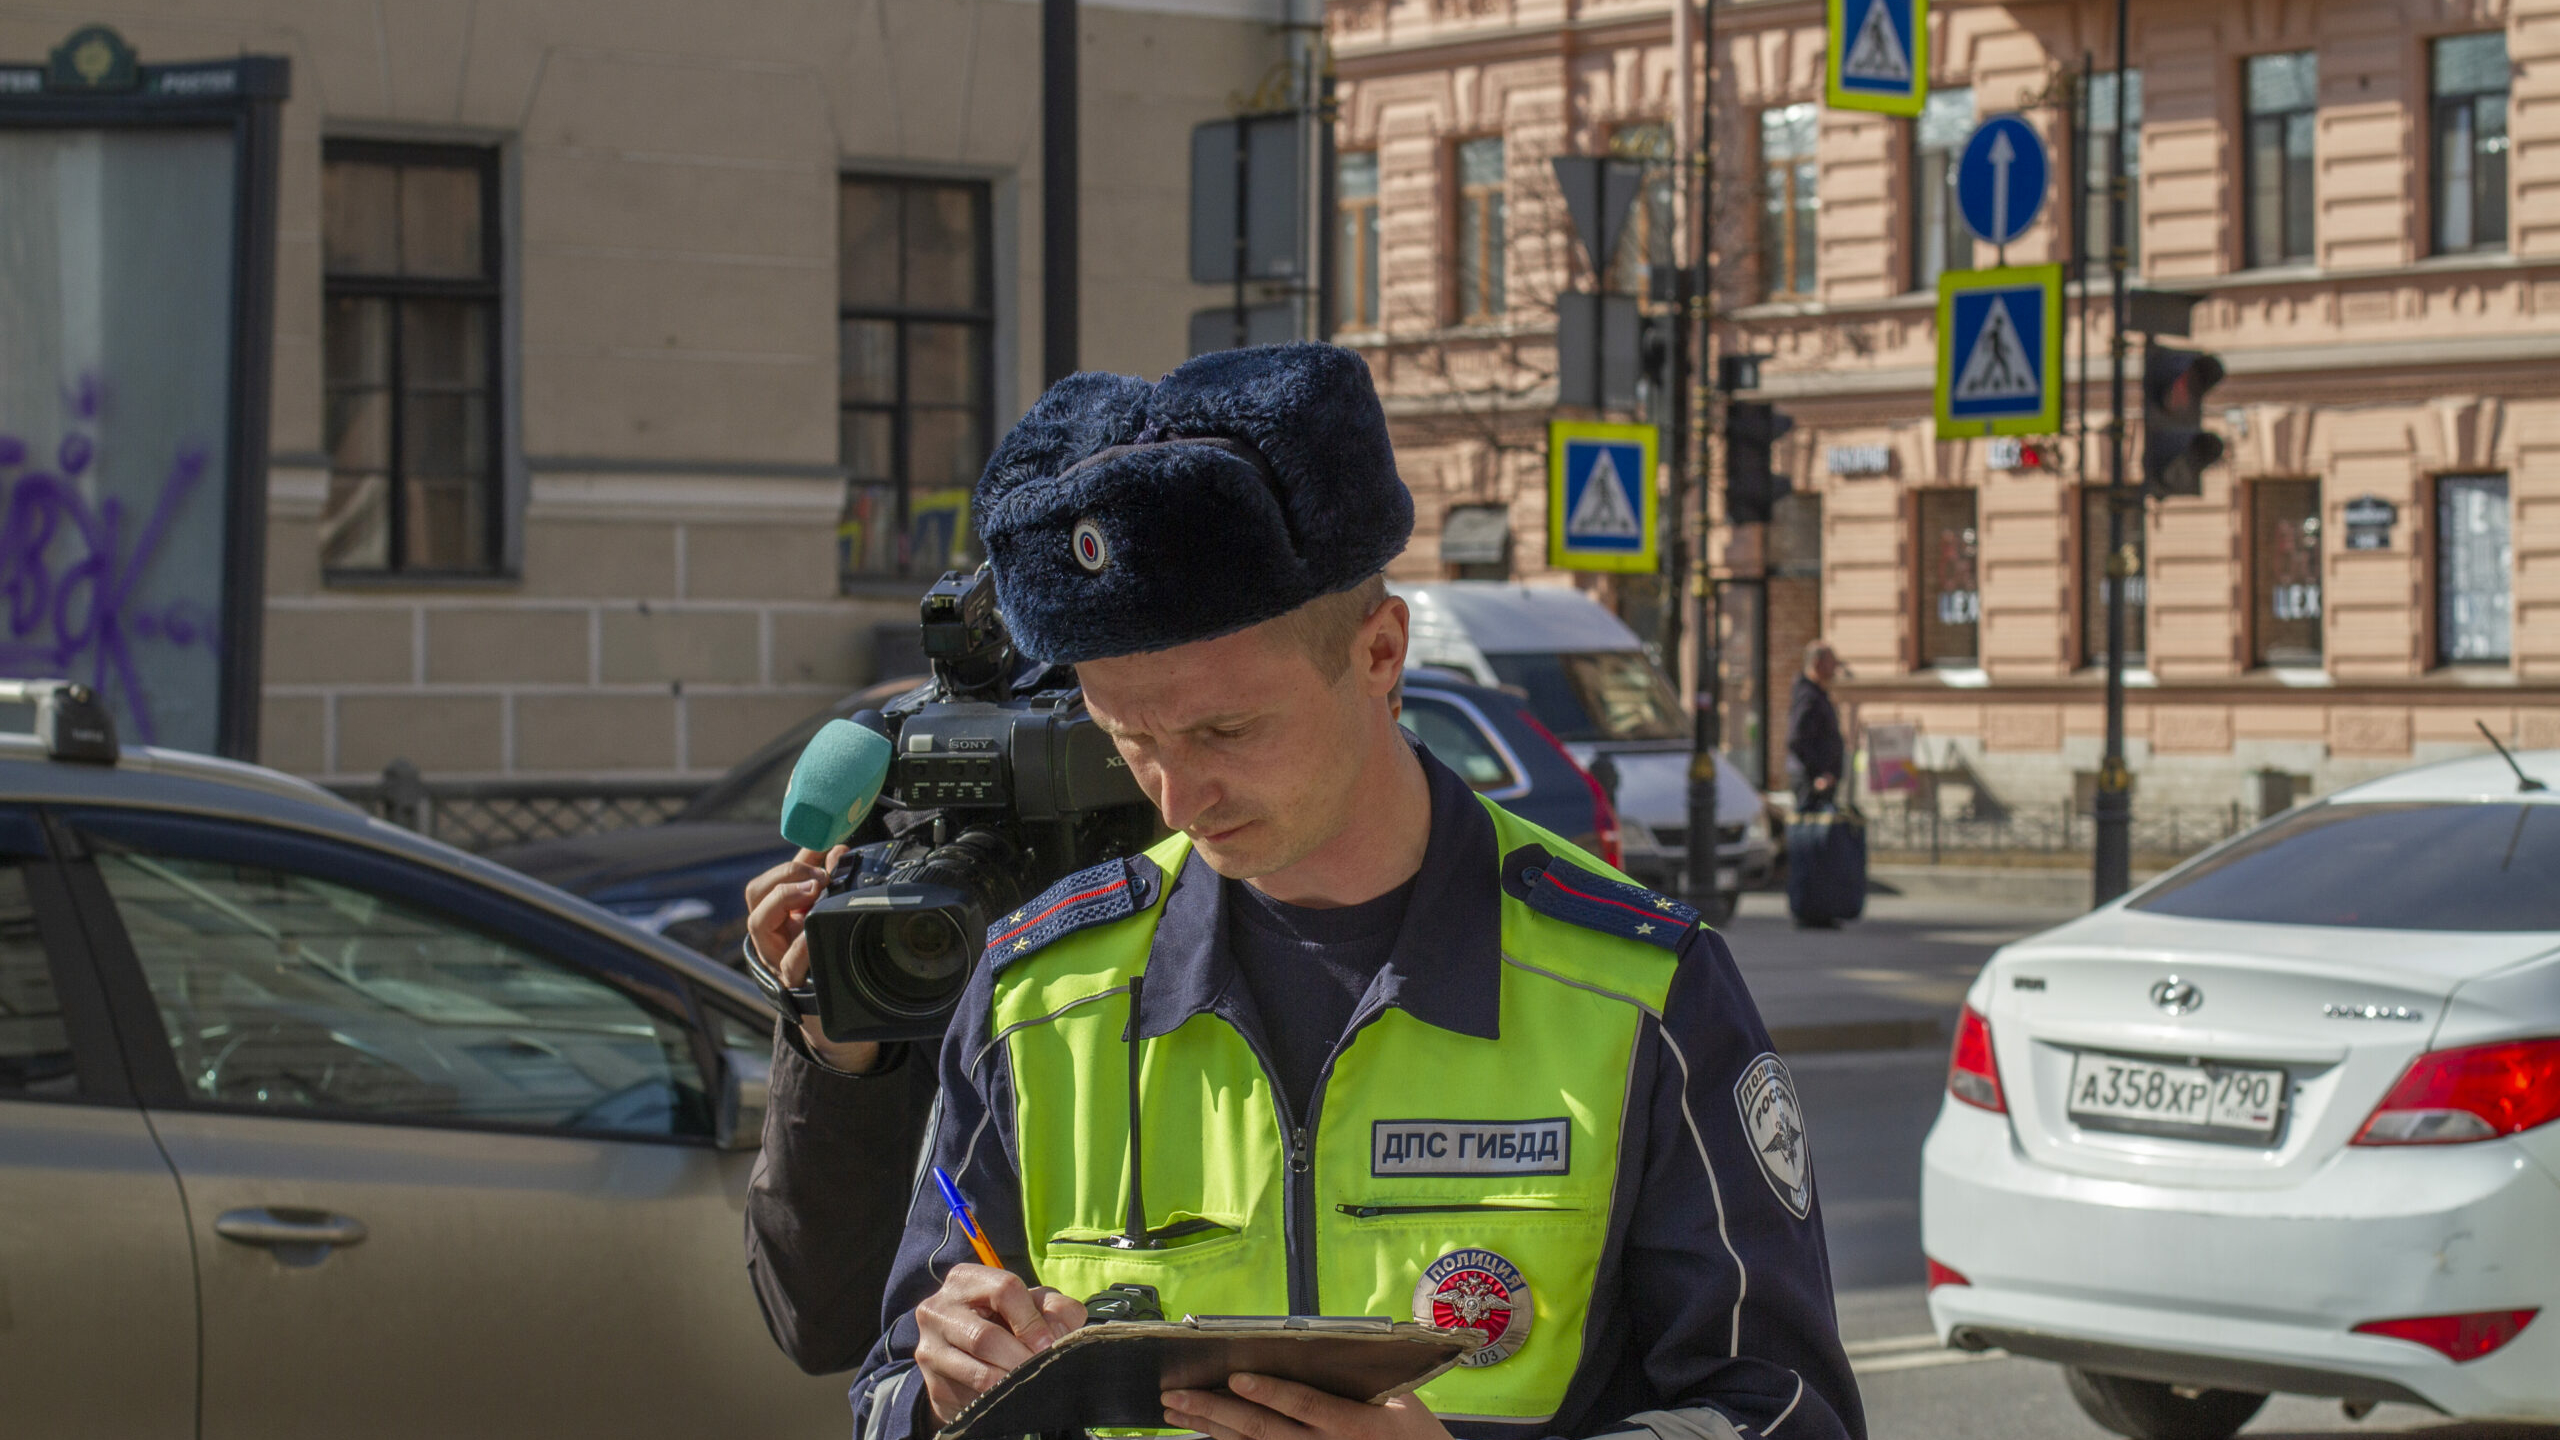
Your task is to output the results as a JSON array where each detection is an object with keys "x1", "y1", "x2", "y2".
[{"x1": 214, "y1": 1207, "x2": 369, "y2": 1249}]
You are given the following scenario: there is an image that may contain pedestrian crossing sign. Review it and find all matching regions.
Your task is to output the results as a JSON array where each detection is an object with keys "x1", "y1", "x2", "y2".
[
  {"x1": 1826, "y1": 0, "x2": 1927, "y2": 117},
  {"x1": 1935, "y1": 264, "x2": 2062, "y2": 438},
  {"x1": 1548, "y1": 420, "x2": 1658, "y2": 573}
]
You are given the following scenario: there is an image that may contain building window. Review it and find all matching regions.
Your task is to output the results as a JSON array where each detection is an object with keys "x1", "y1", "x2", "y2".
[
  {"x1": 1917, "y1": 489, "x2": 1980, "y2": 666},
  {"x1": 2244, "y1": 52, "x2": 2317, "y2": 268},
  {"x1": 321, "y1": 142, "x2": 502, "y2": 575},
  {"x1": 1610, "y1": 123, "x2": 1676, "y2": 299},
  {"x1": 1454, "y1": 138, "x2": 1507, "y2": 322},
  {"x1": 1911, "y1": 88, "x2": 1975, "y2": 290},
  {"x1": 837, "y1": 176, "x2": 994, "y2": 584},
  {"x1": 2432, "y1": 33, "x2": 2510, "y2": 255},
  {"x1": 2082, "y1": 70, "x2": 2142, "y2": 271},
  {"x1": 2437, "y1": 473, "x2": 2511, "y2": 664},
  {"x1": 1337, "y1": 152, "x2": 1381, "y2": 331},
  {"x1": 2251, "y1": 479, "x2": 2323, "y2": 667},
  {"x1": 1760, "y1": 105, "x2": 1819, "y2": 300},
  {"x1": 2080, "y1": 487, "x2": 2146, "y2": 667}
]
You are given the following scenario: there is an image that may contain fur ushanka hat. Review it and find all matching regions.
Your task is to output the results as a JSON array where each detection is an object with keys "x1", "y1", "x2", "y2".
[{"x1": 970, "y1": 342, "x2": 1414, "y2": 664}]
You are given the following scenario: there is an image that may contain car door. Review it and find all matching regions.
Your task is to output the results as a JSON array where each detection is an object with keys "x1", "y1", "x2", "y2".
[
  {"x1": 59, "y1": 805, "x2": 849, "y2": 1440},
  {"x1": 0, "y1": 804, "x2": 196, "y2": 1436}
]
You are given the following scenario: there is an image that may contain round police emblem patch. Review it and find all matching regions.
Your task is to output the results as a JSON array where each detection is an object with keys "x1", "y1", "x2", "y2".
[
  {"x1": 1411, "y1": 1248, "x2": 1533, "y2": 1366},
  {"x1": 1071, "y1": 519, "x2": 1109, "y2": 572},
  {"x1": 1734, "y1": 1051, "x2": 1811, "y2": 1219}
]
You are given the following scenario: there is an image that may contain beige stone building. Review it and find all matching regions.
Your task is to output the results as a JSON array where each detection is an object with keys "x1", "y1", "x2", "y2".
[
  {"x1": 0, "y1": 0, "x2": 1297, "y2": 782},
  {"x1": 1333, "y1": 0, "x2": 2560, "y2": 810}
]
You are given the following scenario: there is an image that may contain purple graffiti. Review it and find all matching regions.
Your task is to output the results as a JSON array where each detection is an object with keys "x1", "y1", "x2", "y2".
[{"x1": 0, "y1": 377, "x2": 216, "y2": 748}]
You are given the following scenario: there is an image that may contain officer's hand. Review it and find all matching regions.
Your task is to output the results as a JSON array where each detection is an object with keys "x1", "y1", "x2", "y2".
[
  {"x1": 1164, "y1": 1374, "x2": 1455, "y2": 1440},
  {"x1": 743, "y1": 845, "x2": 881, "y2": 1074},
  {"x1": 915, "y1": 1263, "x2": 1087, "y2": 1424}
]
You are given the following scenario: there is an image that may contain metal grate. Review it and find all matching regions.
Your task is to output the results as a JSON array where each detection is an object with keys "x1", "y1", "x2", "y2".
[
  {"x1": 330, "y1": 761, "x2": 705, "y2": 854},
  {"x1": 1862, "y1": 799, "x2": 2254, "y2": 862}
]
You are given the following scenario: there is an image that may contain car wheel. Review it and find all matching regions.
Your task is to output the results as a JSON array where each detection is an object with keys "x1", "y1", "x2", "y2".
[
  {"x1": 2063, "y1": 1368, "x2": 2267, "y2": 1440},
  {"x1": 1694, "y1": 889, "x2": 1738, "y2": 928}
]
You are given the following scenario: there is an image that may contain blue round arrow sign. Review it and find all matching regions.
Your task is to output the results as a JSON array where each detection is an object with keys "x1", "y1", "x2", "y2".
[{"x1": 1956, "y1": 114, "x2": 2049, "y2": 247}]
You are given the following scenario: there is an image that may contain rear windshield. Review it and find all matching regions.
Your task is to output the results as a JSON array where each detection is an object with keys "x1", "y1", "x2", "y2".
[
  {"x1": 1484, "y1": 651, "x2": 1684, "y2": 743},
  {"x1": 2132, "y1": 801, "x2": 2560, "y2": 931}
]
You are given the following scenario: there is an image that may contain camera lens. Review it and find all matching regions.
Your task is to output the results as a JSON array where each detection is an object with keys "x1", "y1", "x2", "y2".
[{"x1": 852, "y1": 910, "x2": 973, "y2": 1019}]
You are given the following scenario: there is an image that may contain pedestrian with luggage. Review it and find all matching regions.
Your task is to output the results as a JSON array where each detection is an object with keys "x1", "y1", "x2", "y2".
[{"x1": 1785, "y1": 642, "x2": 1865, "y2": 928}]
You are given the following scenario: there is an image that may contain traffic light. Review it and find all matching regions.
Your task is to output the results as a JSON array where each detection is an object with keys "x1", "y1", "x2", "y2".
[
  {"x1": 2142, "y1": 344, "x2": 2225, "y2": 498},
  {"x1": 1726, "y1": 401, "x2": 1794, "y2": 524}
]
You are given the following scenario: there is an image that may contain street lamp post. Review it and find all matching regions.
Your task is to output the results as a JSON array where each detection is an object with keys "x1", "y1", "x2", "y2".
[{"x1": 2091, "y1": 0, "x2": 2134, "y2": 904}]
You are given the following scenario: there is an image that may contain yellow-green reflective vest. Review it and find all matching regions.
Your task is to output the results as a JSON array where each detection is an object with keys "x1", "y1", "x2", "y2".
[{"x1": 987, "y1": 798, "x2": 1680, "y2": 1428}]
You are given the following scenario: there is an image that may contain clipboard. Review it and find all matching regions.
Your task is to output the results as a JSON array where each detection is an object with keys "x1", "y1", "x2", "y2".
[{"x1": 933, "y1": 1317, "x2": 1484, "y2": 1440}]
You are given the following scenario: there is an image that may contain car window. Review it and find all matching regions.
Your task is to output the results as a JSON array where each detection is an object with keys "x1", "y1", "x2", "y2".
[
  {"x1": 1401, "y1": 696, "x2": 1519, "y2": 792},
  {"x1": 681, "y1": 729, "x2": 811, "y2": 826},
  {"x1": 2132, "y1": 802, "x2": 2560, "y2": 931},
  {"x1": 89, "y1": 833, "x2": 712, "y2": 1136},
  {"x1": 0, "y1": 863, "x2": 75, "y2": 1100},
  {"x1": 1484, "y1": 652, "x2": 1685, "y2": 742}
]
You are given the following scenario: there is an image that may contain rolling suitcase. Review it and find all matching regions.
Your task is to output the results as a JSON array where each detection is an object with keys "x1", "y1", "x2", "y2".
[{"x1": 1785, "y1": 801, "x2": 1867, "y2": 924}]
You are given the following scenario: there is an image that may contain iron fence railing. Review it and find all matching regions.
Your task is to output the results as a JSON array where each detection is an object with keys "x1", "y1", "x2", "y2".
[
  {"x1": 1862, "y1": 800, "x2": 2258, "y2": 862},
  {"x1": 329, "y1": 760, "x2": 706, "y2": 854}
]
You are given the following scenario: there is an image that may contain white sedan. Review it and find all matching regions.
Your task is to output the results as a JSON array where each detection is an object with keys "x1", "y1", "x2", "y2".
[{"x1": 1920, "y1": 750, "x2": 2560, "y2": 1439}]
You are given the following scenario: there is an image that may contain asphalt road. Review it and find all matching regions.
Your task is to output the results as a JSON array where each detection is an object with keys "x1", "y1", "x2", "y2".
[{"x1": 1722, "y1": 893, "x2": 2560, "y2": 1440}]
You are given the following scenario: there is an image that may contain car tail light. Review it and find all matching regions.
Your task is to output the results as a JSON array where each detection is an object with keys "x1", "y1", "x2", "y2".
[
  {"x1": 1948, "y1": 1005, "x2": 2005, "y2": 1113},
  {"x1": 1925, "y1": 1257, "x2": 1970, "y2": 1290},
  {"x1": 2351, "y1": 1037, "x2": 2560, "y2": 1145},
  {"x1": 1516, "y1": 711, "x2": 1622, "y2": 871},
  {"x1": 2351, "y1": 1309, "x2": 2538, "y2": 1362}
]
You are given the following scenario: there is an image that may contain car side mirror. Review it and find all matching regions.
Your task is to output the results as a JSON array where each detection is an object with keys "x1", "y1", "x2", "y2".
[{"x1": 714, "y1": 1044, "x2": 771, "y2": 1152}]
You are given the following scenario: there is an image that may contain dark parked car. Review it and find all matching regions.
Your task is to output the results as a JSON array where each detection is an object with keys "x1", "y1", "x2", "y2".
[
  {"x1": 489, "y1": 676, "x2": 924, "y2": 959},
  {"x1": 500, "y1": 669, "x2": 1634, "y2": 963}
]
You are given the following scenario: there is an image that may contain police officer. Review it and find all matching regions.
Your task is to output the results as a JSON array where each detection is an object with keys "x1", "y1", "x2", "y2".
[{"x1": 831, "y1": 343, "x2": 1861, "y2": 1440}]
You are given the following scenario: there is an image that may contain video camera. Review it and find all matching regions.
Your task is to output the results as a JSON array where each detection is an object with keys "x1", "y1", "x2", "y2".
[{"x1": 802, "y1": 567, "x2": 1162, "y2": 1043}]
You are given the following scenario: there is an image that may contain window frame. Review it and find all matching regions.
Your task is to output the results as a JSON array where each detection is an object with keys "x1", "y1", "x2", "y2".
[
  {"x1": 1759, "y1": 103, "x2": 1820, "y2": 301},
  {"x1": 59, "y1": 807, "x2": 722, "y2": 1144},
  {"x1": 1909, "y1": 88, "x2": 1976, "y2": 293},
  {"x1": 837, "y1": 174, "x2": 999, "y2": 587},
  {"x1": 2080, "y1": 69, "x2": 2142, "y2": 273},
  {"x1": 2241, "y1": 52, "x2": 2318, "y2": 270},
  {"x1": 1609, "y1": 123, "x2": 1677, "y2": 301},
  {"x1": 2248, "y1": 477, "x2": 2325, "y2": 669},
  {"x1": 320, "y1": 138, "x2": 506, "y2": 580},
  {"x1": 2433, "y1": 472, "x2": 2512, "y2": 667},
  {"x1": 2429, "y1": 33, "x2": 2511, "y2": 256},
  {"x1": 2079, "y1": 485, "x2": 2148, "y2": 669},
  {"x1": 1915, "y1": 487, "x2": 1982, "y2": 668},
  {"x1": 1337, "y1": 151, "x2": 1382, "y2": 332},
  {"x1": 1452, "y1": 137, "x2": 1508, "y2": 323}
]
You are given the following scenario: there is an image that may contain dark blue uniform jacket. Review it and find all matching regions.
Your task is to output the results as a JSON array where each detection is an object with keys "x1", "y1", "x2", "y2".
[{"x1": 848, "y1": 747, "x2": 1863, "y2": 1440}]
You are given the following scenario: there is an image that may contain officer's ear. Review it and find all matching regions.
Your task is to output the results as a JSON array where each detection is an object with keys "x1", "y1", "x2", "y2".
[{"x1": 1355, "y1": 594, "x2": 1410, "y2": 701}]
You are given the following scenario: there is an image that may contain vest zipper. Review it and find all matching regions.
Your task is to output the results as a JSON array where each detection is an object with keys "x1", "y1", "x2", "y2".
[
  {"x1": 1052, "y1": 1217, "x2": 1235, "y2": 1247},
  {"x1": 1334, "y1": 1203, "x2": 1582, "y2": 1219}
]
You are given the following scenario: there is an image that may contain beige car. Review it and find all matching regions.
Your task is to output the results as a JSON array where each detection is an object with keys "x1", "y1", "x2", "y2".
[{"x1": 0, "y1": 733, "x2": 855, "y2": 1437}]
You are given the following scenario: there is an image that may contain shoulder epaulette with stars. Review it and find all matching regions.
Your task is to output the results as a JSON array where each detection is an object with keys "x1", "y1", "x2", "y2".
[
  {"x1": 1502, "y1": 844, "x2": 1698, "y2": 952},
  {"x1": 984, "y1": 855, "x2": 1163, "y2": 971}
]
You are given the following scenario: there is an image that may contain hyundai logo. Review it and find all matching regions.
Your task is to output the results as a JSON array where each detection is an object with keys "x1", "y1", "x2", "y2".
[{"x1": 2149, "y1": 977, "x2": 2203, "y2": 1016}]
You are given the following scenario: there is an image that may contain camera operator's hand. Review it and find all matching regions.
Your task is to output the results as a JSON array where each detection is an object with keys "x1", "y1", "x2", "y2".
[
  {"x1": 745, "y1": 846, "x2": 883, "y2": 1074},
  {"x1": 915, "y1": 1264, "x2": 1086, "y2": 1424}
]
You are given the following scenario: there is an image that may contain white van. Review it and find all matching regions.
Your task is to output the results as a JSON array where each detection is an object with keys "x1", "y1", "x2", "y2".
[{"x1": 1391, "y1": 582, "x2": 1771, "y2": 921}]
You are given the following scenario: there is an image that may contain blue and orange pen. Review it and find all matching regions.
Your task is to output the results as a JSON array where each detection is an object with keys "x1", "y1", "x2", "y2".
[{"x1": 933, "y1": 1165, "x2": 1006, "y2": 1269}]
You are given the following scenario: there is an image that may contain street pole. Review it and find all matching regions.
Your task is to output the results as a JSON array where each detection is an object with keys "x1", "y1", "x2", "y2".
[
  {"x1": 1041, "y1": 0, "x2": 1079, "y2": 384},
  {"x1": 1683, "y1": 0, "x2": 1720, "y2": 907},
  {"x1": 2092, "y1": 0, "x2": 2134, "y2": 903}
]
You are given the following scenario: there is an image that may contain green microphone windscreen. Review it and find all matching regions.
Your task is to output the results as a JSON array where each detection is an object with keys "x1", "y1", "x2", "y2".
[{"x1": 780, "y1": 719, "x2": 894, "y2": 852}]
